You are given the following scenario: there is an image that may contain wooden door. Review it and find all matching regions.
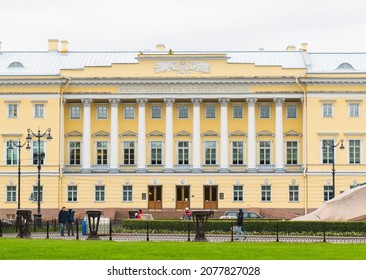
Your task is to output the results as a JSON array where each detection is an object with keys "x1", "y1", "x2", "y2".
[
  {"x1": 203, "y1": 185, "x2": 218, "y2": 209},
  {"x1": 176, "y1": 185, "x2": 190, "y2": 210},
  {"x1": 148, "y1": 185, "x2": 162, "y2": 210}
]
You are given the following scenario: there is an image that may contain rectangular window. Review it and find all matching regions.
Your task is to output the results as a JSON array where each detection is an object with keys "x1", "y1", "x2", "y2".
[
  {"x1": 95, "y1": 185, "x2": 105, "y2": 202},
  {"x1": 97, "y1": 106, "x2": 108, "y2": 119},
  {"x1": 6, "y1": 186, "x2": 16, "y2": 202},
  {"x1": 205, "y1": 105, "x2": 216, "y2": 118},
  {"x1": 124, "y1": 106, "x2": 135, "y2": 119},
  {"x1": 70, "y1": 106, "x2": 81, "y2": 119},
  {"x1": 177, "y1": 141, "x2": 189, "y2": 165},
  {"x1": 69, "y1": 141, "x2": 81, "y2": 165},
  {"x1": 349, "y1": 139, "x2": 361, "y2": 164},
  {"x1": 322, "y1": 139, "x2": 334, "y2": 164},
  {"x1": 323, "y1": 185, "x2": 334, "y2": 201},
  {"x1": 289, "y1": 185, "x2": 299, "y2": 202},
  {"x1": 32, "y1": 141, "x2": 45, "y2": 165},
  {"x1": 123, "y1": 185, "x2": 133, "y2": 202},
  {"x1": 178, "y1": 105, "x2": 189, "y2": 119},
  {"x1": 6, "y1": 141, "x2": 18, "y2": 165},
  {"x1": 34, "y1": 104, "x2": 45, "y2": 118},
  {"x1": 150, "y1": 141, "x2": 162, "y2": 165},
  {"x1": 96, "y1": 141, "x2": 108, "y2": 165},
  {"x1": 232, "y1": 105, "x2": 243, "y2": 119},
  {"x1": 232, "y1": 141, "x2": 244, "y2": 165},
  {"x1": 32, "y1": 186, "x2": 43, "y2": 202},
  {"x1": 349, "y1": 103, "x2": 360, "y2": 117},
  {"x1": 259, "y1": 141, "x2": 271, "y2": 164},
  {"x1": 233, "y1": 185, "x2": 243, "y2": 202},
  {"x1": 67, "y1": 185, "x2": 78, "y2": 202},
  {"x1": 151, "y1": 105, "x2": 162, "y2": 119},
  {"x1": 287, "y1": 105, "x2": 297, "y2": 118},
  {"x1": 259, "y1": 105, "x2": 270, "y2": 118},
  {"x1": 286, "y1": 141, "x2": 298, "y2": 165},
  {"x1": 322, "y1": 103, "x2": 333, "y2": 117},
  {"x1": 204, "y1": 141, "x2": 216, "y2": 164},
  {"x1": 8, "y1": 104, "x2": 18, "y2": 118},
  {"x1": 123, "y1": 141, "x2": 135, "y2": 165},
  {"x1": 261, "y1": 185, "x2": 271, "y2": 202}
]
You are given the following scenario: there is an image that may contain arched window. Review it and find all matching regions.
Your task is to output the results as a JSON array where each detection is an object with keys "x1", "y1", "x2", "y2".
[
  {"x1": 336, "y1": 62, "x2": 355, "y2": 70},
  {"x1": 8, "y1": 62, "x2": 24, "y2": 68}
]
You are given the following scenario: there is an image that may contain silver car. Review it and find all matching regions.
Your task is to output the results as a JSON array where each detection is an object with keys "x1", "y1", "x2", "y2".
[{"x1": 219, "y1": 211, "x2": 263, "y2": 219}]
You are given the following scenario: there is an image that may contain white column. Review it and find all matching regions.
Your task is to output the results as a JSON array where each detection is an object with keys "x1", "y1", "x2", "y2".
[
  {"x1": 192, "y1": 98, "x2": 202, "y2": 172},
  {"x1": 274, "y1": 98, "x2": 285, "y2": 172},
  {"x1": 246, "y1": 98, "x2": 257, "y2": 172},
  {"x1": 219, "y1": 98, "x2": 230, "y2": 172},
  {"x1": 109, "y1": 98, "x2": 120, "y2": 172},
  {"x1": 81, "y1": 98, "x2": 92, "y2": 172},
  {"x1": 164, "y1": 98, "x2": 175, "y2": 172},
  {"x1": 137, "y1": 98, "x2": 148, "y2": 172}
]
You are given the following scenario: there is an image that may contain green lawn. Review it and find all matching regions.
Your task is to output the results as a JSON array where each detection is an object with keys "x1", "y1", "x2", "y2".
[{"x1": 1, "y1": 239, "x2": 366, "y2": 260}]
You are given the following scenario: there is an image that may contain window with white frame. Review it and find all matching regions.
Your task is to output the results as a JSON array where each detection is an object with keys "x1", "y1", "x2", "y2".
[
  {"x1": 68, "y1": 141, "x2": 81, "y2": 165},
  {"x1": 205, "y1": 105, "x2": 216, "y2": 119},
  {"x1": 95, "y1": 185, "x2": 105, "y2": 202},
  {"x1": 34, "y1": 104, "x2": 45, "y2": 118},
  {"x1": 150, "y1": 141, "x2": 163, "y2": 165},
  {"x1": 178, "y1": 105, "x2": 189, "y2": 119},
  {"x1": 286, "y1": 141, "x2": 298, "y2": 165},
  {"x1": 122, "y1": 185, "x2": 133, "y2": 202},
  {"x1": 123, "y1": 141, "x2": 135, "y2": 165},
  {"x1": 96, "y1": 141, "x2": 108, "y2": 165},
  {"x1": 286, "y1": 104, "x2": 297, "y2": 118},
  {"x1": 233, "y1": 185, "x2": 243, "y2": 202},
  {"x1": 6, "y1": 186, "x2": 16, "y2": 202},
  {"x1": 349, "y1": 103, "x2": 360, "y2": 117},
  {"x1": 177, "y1": 141, "x2": 189, "y2": 165},
  {"x1": 289, "y1": 185, "x2": 299, "y2": 202},
  {"x1": 124, "y1": 106, "x2": 135, "y2": 119},
  {"x1": 151, "y1": 105, "x2": 162, "y2": 119},
  {"x1": 32, "y1": 141, "x2": 45, "y2": 165},
  {"x1": 322, "y1": 139, "x2": 334, "y2": 164},
  {"x1": 323, "y1": 185, "x2": 334, "y2": 201},
  {"x1": 70, "y1": 106, "x2": 81, "y2": 119},
  {"x1": 261, "y1": 185, "x2": 271, "y2": 202},
  {"x1": 97, "y1": 105, "x2": 108, "y2": 119},
  {"x1": 259, "y1": 105, "x2": 270, "y2": 118},
  {"x1": 67, "y1": 185, "x2": 78, "y2": 202},
  {"x1": 349, "y1": 139, "x2": 361, "y2": 164},
  {"x1": 8, "y1": 103, "x2": 18, "y2": 118},
  {"x1": 32, "y1": 186, "x2": 43, "y2": 202},
  {"x1": 259, "y1": 141, "x2": 271, "y2": 165},
  {"x1": 232, "y1": 105, "x2": 243, "y2": 119},
  {"x1": 232, "y1": 141, "x2": 244, "y2": 165},
  {"x1": 6, "y1": 141, "x2": 18, "y2": 165},
  {"x1": 204, "y1": 141, "x2": 217, "y2": 164},
  {"x1": 322, "y1": 103, "x2": 333, "y2": 117}
]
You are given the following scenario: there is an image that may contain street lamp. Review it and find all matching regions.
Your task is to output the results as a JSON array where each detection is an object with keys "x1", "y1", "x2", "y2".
[
  {"x1": 323, "y1": 139, "x2": 345, "y2": 199},
  {"x1": 26, "y1": 128, "x2": 52, "y2": 225},
  {"x1": 8, "y1": 140, "x2": 31, "y2": 209}
]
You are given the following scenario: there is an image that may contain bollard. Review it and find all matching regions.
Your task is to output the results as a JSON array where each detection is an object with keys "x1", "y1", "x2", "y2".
[
  {"x1": 109, "y1": 220, "x2": 112, "y2": 241},
  {"x1": 276, "y1": 221, "x2": 279, "y2": 242},
  {"x1": 146, "y1": 222, "x2": 149, "y2": 241},
  {"x1": 46, "y1": 221, "x2": 49, "y2": 239},
  {"x1": 76, "y1": 218, "x2": 79, "y2": 240},
  {"x1": 323, "y1": 222, "x2": 326, "y2": 242},
  {"x1": 187, "y1": 222, "x2": 191, "y2": 242},
  {"x1": 231, "y1": 222, "x2": 234, "y2": 242}
]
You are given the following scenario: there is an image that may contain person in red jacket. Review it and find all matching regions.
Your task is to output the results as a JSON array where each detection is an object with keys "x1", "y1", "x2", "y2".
[{"x1": 137, "y1": 209, "x2": 144, "y2": 219}]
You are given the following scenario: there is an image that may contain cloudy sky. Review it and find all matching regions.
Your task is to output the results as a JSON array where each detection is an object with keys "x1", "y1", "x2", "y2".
[{"x1": 1, "y1": 0, "x2": 366, "y2": 52}]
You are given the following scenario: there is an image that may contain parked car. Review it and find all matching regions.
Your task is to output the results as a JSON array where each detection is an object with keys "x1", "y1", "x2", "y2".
[{"x1": 219, "y1": 211, "x2": 263, "y2": 219}]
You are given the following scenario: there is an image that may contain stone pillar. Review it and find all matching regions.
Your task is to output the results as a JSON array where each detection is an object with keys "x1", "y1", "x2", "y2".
[
  {"x1": 81, "y1": 98, "x2": 92, "y2": 172},
  {"x1": 164, "y1": 98, "x2": 175, "y2": 172},
  {"x1": 274, "y1": 98, "x2": 285, "y2": 172},
  {"x1": 136, "y1": 98, "x2": 148, "y2": 172},
  {"x1": 109, "y1": 98, "x2": 120, "y2": 172},
  {"x1": 219, "y1": 98, "x2": 230, "y2": 172},
  {"x1": 246, "y1": 98, "x2": 257, "y2": 172},
  {"x1": 192, "y1": 98, "x2": 202, "y2": 172}
]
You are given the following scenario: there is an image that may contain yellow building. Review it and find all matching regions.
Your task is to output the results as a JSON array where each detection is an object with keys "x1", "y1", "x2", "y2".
[{"x1": 1, "y1": 40, "x2": 365, "y2": 220}]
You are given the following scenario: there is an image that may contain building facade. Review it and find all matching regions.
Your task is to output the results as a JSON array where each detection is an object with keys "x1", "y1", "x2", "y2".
[{"x1": 1, "y1": 40, "x2": 365, "y2": 219}]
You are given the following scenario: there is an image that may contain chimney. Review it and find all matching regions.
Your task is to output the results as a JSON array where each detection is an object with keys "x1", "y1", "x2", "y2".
[
  {"x1": 286, "y1": 45, "x2": 296, "y2": 51},
  {"x1": 48, "y1": 39, "x2": 59, "y2": 52},
  {"x1": 61, "y1": 40, "x2": 68, "y2": 53},
  {"x1": 156, "y1": 44, "x2": 166, "y2": 51},
  {"x1": 300, "y1": 42, "x2": 308, "y2": 52}
]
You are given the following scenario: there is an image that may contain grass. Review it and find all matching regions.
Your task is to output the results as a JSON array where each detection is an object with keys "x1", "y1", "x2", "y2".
[{"x1": 1, "y1": 239, "x2": 366, "y2": 260}]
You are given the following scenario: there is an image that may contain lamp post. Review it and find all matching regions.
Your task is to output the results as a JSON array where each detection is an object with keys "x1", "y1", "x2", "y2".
[
  {"x1": 26, "y1": 128, "x2": 52, "y2": 225},
  {"x1": 323, "y1": 139, "x2": 345, "y2": 198}
]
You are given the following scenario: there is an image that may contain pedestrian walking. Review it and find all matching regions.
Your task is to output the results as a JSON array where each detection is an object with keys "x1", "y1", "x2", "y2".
[
  {"x1": 67, "y1": 209, "x2": 75, "y2": 236},
  {"x1": 58, "y1": 207, "x2": 68, "y2": 236},
  {"x1": 235, "y1": 208, "x2": 246, "y2": 240}
]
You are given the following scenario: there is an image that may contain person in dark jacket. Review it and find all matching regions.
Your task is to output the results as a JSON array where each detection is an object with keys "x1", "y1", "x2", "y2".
[
  {"x1": 58, "y1": 207, "x2": 68, "y2": 236},
  {"x1": 236, "y1": 209, "x2": 246, "y2": 240},
  {"x1": 67, "y1": 209, "x2": 75, "y2": 236}
]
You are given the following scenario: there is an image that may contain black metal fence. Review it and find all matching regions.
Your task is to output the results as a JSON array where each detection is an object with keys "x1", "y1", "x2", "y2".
[{"x1": 1, "y1": 218, "x2": 366, "y2": 243}]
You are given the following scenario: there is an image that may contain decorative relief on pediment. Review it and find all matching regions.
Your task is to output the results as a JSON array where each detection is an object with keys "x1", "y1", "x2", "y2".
[{"x1": 154, "y1": 61, "x2": 210, "y2": 74}]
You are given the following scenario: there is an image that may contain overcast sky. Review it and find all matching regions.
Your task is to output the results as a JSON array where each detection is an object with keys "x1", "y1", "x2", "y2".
[{"x1": 1, "y1": 0, "x2": 366, "y2": 52}]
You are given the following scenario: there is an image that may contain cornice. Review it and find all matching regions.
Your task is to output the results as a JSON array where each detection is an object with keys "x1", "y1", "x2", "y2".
[
  {"x1": 0, "y1": 78, "x2": 64, "y2": 86},
  {"x1": 301, "y1": 77, "x2": 366, "y2": 84}
]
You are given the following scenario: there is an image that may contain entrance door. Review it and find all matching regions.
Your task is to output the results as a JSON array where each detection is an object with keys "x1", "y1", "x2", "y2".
[
  {"x1": 148, "y1": 185, "x2": 162, "y2": 210},
  {"x1": 203, "y1": 185, "x2": 218, "y2": 209},
  {"x1": 176, "y1": 185, "x2": 190, "y2": 210}
]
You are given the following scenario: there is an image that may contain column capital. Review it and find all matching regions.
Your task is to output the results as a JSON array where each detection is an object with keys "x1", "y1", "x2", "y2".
[
  {"x1": 191, "y1": 98, "x2": 202, "y2": 106},
  {"x1": 81, "y1": 98, "x2": 92, "y2": 107},
  {"x1": 109, "y1": 98, "x2": 120, "y2": 106},
  {"x1": 136, "y1": 98, "x2": 148, "y2": 106},
  {"x1": 219, "y1": 98, "x2": 230, "y2": 106},
  {"x1": 246, "y1": 97, "x2": 257, "y2": 106},
  {"x1": 164, "y1": 98, "x2": 175, "y2": 106},
  {"x1": 274, "y1": 98, "x2": 285, "y2": 105}
]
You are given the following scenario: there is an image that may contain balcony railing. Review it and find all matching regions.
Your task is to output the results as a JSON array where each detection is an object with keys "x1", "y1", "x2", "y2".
[
  {"x1": 257, "y1": 164, "x2": 276, "y2": 172},
  {"x1": 120, "y1": 165, "x2": 137, "y2": 173},
  {"x1": 174, "y1": 164, "x2": 192, "y2": 172},
  {"x1": 285, "y1": 164, "x2": 303, "y2": 172},
  {"x1": 230, "y1": 165, "x2": 247, "y2": 173},
  {"x1": 147, "y1": 165, "x2": 164, "y2": 172},
  {"x1": 202, "y1": 165, "x2": 219, "y2": 172},
  {"x1": 63, "y1": 164, "x2": 82, "y2": 173},
  {"x1": 91, "y1": 164, "x2": 110, "y2": 173}
]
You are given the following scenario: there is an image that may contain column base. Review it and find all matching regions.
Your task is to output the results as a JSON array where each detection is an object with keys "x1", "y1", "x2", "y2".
[
  {"x1": 275, "y1": 168, "x2": 285, "y2": 173},
  {"x1": 81, "y1": 168, "x2": 91, "y2": 173},
  {"x1": 246, "y1": 168, "x2": 257, "y2": 173},
  {"x1": 136, "y1": 168, "x2": 147, "y2": 173},
  {"x1": 109, "y1": 168, "x2": 120, "y2": 173},
  {"x1": 219, "y1": 168, "x2": 230, "y2": 173},
  {"x1": 164, "y1": 168, "x2": 174, "y2": 173},
  {"x1": 191, "y1": 168, "x2": 202, "y2": 173}
]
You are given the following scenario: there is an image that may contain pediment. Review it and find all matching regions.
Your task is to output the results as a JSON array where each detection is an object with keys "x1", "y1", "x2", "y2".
[
  {"x1": 229, "y1": 130, "x2": 247, "y2": 137},
  {"x1": 92, "y1": 130, "x2": 110, "y2": 137},
  {"x1": 147, "y1": 130, "x2": 165, "y2": 137},
  {"x1": 201, "y1": 130, "x2": 220, "y2": 137},
  {"x1": 174, "y1": 130, "x2": 192, "y2": 137},
  {"x1": 119, "y1": 130, "x2": 137, "y2": 137},
  {"x1": 284, "y1": 130, "x2": 302, "y2": 137},
  {"x1": 65, "y1": 130, "x2": 83, "y2": 137},
  {"x1": 257, "y1": 130, "x2": 275, "y2": 137}
]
